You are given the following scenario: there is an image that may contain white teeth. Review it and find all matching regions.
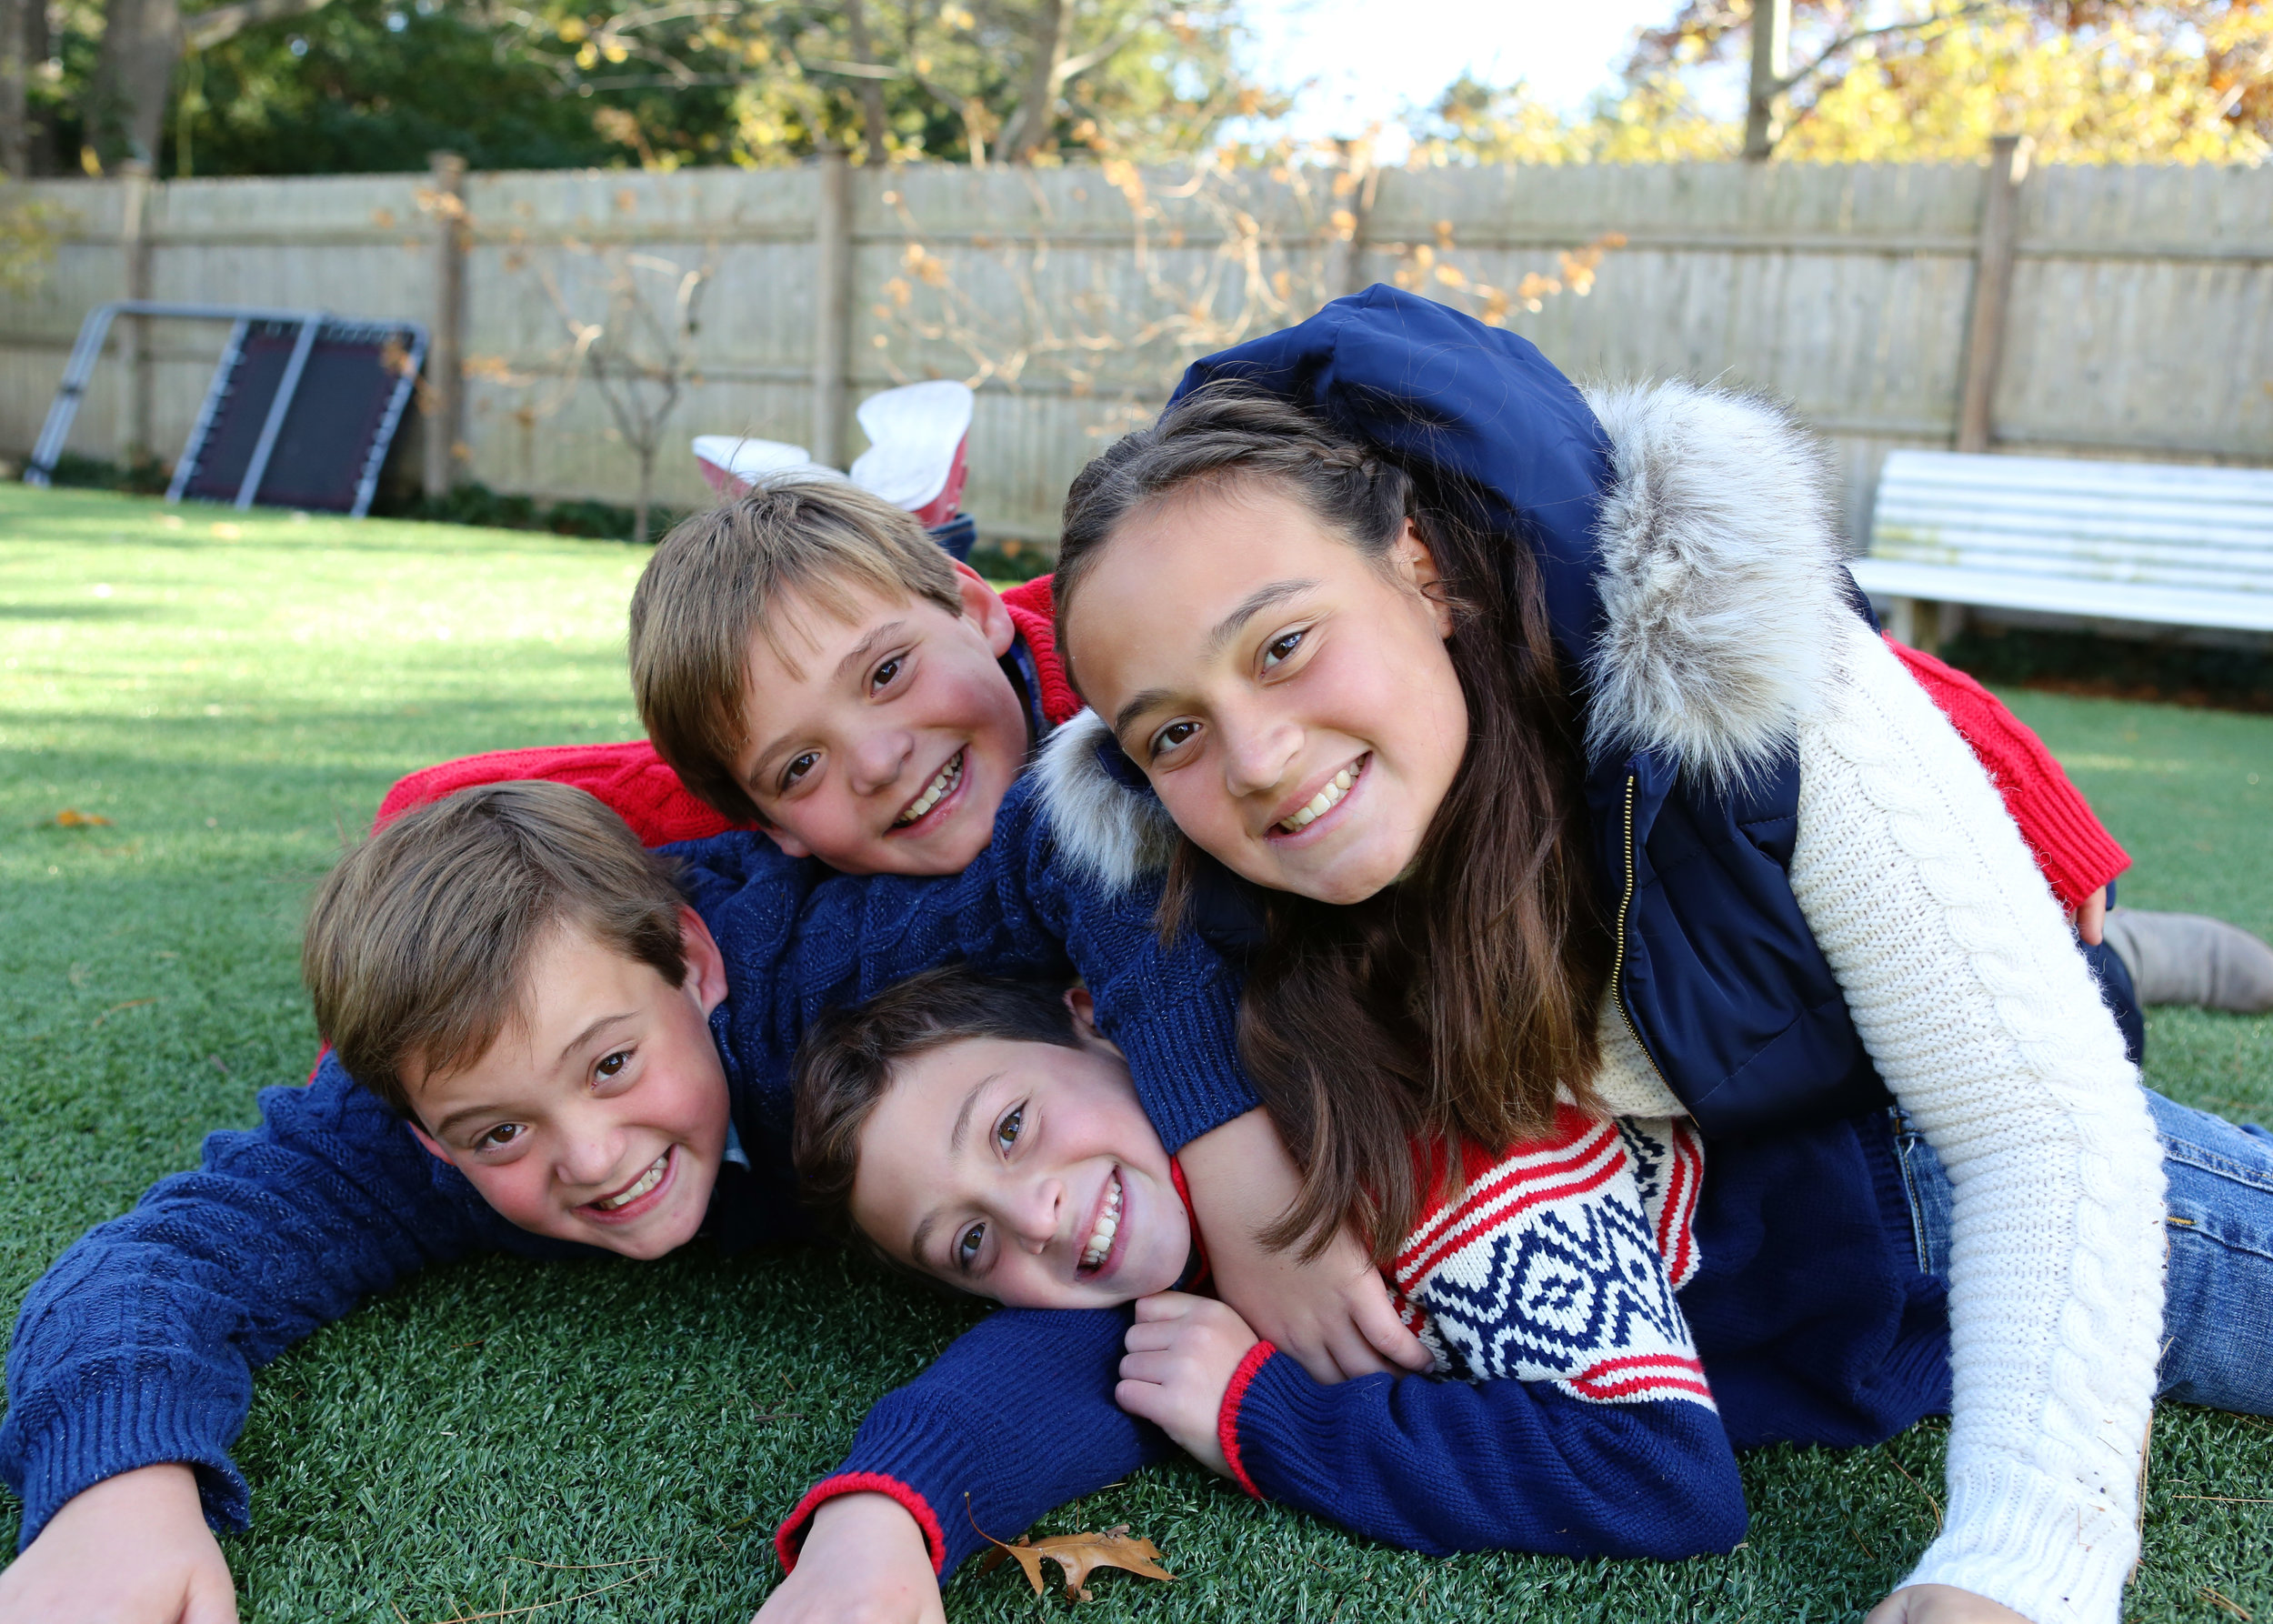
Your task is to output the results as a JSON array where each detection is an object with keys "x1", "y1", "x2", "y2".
[
  {"x1": 1079, "y1": 1172, "x2": 1123, "y2": 1269},
  {"x1": 1277, "y1": 762, "x2": 1359, "y2": 834},
  {"x1": 893, "y1": 750, "x2": 964, "y2": 827},
  {"x1": 595, "y1": 1152, "x2": 667, "y2": 1210}
]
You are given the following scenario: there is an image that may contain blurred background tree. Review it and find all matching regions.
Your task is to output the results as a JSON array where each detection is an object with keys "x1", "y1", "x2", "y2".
[
  {"x1": 0, "y1": 0, "x2": 1269, "y2": 177},
  {"x1": 1413, "y1": 2, "x2": 2272, "y2": 165}
]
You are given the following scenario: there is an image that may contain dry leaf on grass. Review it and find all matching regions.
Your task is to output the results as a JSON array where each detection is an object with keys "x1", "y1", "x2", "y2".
[
  {"x1": 51, "y1": 809, "x2": 111, "y2": 827},
  {"x1": 968, "y1": 1499, "x2": 1174, "y2": 1603}
]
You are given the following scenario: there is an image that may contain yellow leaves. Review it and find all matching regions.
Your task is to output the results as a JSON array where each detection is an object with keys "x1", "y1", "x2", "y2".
[
  {"x1": 49, "y1": 809, "x2": 110, "y2": 827},
  {"x1": 901, "y1": 244, "x2": 949, "y2": 287},
  {"x1": 575, "y1": 40, "x2": 597, "y2": 68}
]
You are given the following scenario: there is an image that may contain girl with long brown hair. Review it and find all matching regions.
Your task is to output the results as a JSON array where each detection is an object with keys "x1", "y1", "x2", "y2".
[{"x1": 1039, "y1": 286, "x2": 2273, "y2": 1624}]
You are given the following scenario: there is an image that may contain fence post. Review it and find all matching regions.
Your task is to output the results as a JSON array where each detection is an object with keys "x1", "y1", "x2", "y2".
[
  {"x1": 1337, "y1": 140, "x2": 1378, "y2": 297},
  {"x1": 1955, "y1": 133, "x2": 2031, "y2": 455},
  {"x1": 812, "y1": 142, "x2": 853, "y2": 468},
  {"x1": 423, "y1": 150, "x2": 468, "y2": 499},
  {"x1": 117, "y1": 157, "x2": 152, "y2": 466}
]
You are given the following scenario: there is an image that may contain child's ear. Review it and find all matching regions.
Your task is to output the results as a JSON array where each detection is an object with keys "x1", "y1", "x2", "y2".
[
  {"x1": 406, "y1": 1117, "x2": 453, "y2": 1165},
  {"x1": 677, "y1": 905, "x2": 730, "y2": 1017},
  {"x1": 758, "y1": 825, "x2": 812, "y2": 860},
  {"x1": 951, "y1": 560, "x2": 1017, "y2": 658},
  {"x1": 1394, "y1": 520, "x2": 1454, "y2": 639},
  {"x1": 1063, "y1": 986, "x2": 1126, "y2": 1058}
]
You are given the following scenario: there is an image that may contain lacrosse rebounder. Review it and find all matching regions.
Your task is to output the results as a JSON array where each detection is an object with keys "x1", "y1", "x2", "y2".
[{"x1": 25, "y1": 302, "x2": 427, "y2": 518}]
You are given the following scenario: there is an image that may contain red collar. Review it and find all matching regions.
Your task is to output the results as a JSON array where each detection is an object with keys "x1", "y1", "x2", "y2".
[{"x1": 1168, "y1": 1157, "x2": 1211, "y2": 1291}]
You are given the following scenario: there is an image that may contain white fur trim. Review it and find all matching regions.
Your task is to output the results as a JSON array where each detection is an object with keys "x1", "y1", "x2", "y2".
[
  {"x1": 1036, "y1": 380, "x2": 1857, "y2": 881},
  {"x1": 1036, "y1": 709, "x2": 1182, "y2": 891},
  {"x1": 1578, "y1": 380, "x2": 1852, "y2": 787}
]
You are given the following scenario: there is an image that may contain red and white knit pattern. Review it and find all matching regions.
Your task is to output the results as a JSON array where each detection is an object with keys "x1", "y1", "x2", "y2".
[{"x1": 1387, "y1": 1106, "x2": 1712, "y2": 1409}]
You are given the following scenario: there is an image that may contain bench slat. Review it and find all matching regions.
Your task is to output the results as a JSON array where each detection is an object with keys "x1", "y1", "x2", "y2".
[
  {"x1": 1864, "y1": 449, "x2": 2273, "y2": 633},
  {"x1": 1847, "y1": 559, "x2": 2273, "y2": 633}
]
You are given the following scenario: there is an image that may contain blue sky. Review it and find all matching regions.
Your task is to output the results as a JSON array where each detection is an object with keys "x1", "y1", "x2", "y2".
[{"x1": 1234, "y1": 0, "x2": 1697, "y2": 154}]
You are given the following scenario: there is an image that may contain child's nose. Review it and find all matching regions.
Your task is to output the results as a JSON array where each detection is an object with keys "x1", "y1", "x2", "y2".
[
  {"x1": 1010, "y1": 1180, "x2": 1062, "y2": 1253},
  {"x1": 846, "y1": 728, "x2": 915, "y2": 796},
  {"x1": 1221, "y1": 714, "x2": 1301, "y2": 799}
]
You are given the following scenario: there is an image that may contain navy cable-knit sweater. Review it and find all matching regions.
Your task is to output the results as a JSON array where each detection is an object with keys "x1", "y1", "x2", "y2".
[{"x1": 0, "y1": 775, "x2": 1247, "y2": 1552}]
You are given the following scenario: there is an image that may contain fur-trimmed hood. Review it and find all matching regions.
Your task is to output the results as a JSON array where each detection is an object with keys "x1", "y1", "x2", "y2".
[{"x1": 1037, "y1": 378, "x2": 1855, "y2": 892}]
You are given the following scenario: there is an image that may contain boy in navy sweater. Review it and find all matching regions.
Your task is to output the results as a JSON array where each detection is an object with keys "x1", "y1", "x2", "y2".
[
  {"x1": 0, "y1": 776, "x2": 1265, "y2": 1622},
  {"x1": 781, "y1": 966, "x2": 1745, "y2": 1576}
]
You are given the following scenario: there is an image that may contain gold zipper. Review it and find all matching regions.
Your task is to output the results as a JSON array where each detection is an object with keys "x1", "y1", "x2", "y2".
[{"x1": 1608, "y1": 771, "x2": 1670, "y2": 1085}]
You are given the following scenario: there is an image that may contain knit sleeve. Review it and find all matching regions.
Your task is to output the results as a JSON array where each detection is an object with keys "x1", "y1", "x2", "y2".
[
  {"x1": 0, "y1": 1058, "x2": 545, "y2": 1549},
  {"x1": 780, "y1": 775, "x2": 1261, "y2": 1150},
  {"x1": 1886, "y1": 639, "x2": 2130, "y2": 910},
  {"x1": 1788, "y1": 622, "x2": 2165, "y2": 1624},
  {"x1": 1217, "y1": 1353, "x2": 1745, "y2": 1559},
  {"x1": 773, "y1": 1307, "x2": 1169, "y2": 1577}
]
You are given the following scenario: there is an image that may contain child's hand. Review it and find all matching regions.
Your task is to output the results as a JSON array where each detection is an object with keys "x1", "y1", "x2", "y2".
[
  {"x1": 1114, "y1": 1292, "x2": 1260, "y2": 1477},
  {"x1": 1865, "y1": 1585, "x2": 2034, "y2": 1624},
  {"x1": 753, "y1": 1493, "x2": 944, "y2": 1624},
  {"x1": 1177, "y1": 1108, "x2": 1431, "y2": 1382},
  {"x1": 2070, "y1": 887, "x2": 2108, "y2": 946},
  {"x1": 0, "y1": 1463, "x2": 236, "y2": 1624}
]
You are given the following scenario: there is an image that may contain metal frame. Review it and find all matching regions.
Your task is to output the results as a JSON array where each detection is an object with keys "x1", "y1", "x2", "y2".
[{"x1": 26, "y1": 301, "x2": 429, "y2": 518}]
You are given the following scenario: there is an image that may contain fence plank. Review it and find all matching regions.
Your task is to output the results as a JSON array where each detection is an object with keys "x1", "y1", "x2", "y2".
[{"x1": 4, "y1": 160, "x2": 2268, "y2": 544}]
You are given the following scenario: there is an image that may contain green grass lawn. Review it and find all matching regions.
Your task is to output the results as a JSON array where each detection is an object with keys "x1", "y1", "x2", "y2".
[{"x1": 2, "y1": 483, "x2": 2268, "y2": 1623}]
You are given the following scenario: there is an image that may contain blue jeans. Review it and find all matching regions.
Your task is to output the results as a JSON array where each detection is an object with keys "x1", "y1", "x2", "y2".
[{"x1": 1893, "y1": 1089, "x2": 2273, "y2": 1412}]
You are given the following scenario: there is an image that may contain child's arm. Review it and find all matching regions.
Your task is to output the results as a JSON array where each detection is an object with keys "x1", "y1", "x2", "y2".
[
  {"x1": 762, "y1": 777, "x2": 1425, "y2": 1377},
  {"x1": 771, "y1": 1306, "x2": 1167, "y2": 1580},
  {"x1": 0, "y1": 1058, "x2": 558, "y2": 1555},
  {"x1": 1116, "y1": 1293, "x2": 1747, "y2": 1560},
  {"x1": 0, "y1": 1464, "x2": 234, "y2": 1624}
]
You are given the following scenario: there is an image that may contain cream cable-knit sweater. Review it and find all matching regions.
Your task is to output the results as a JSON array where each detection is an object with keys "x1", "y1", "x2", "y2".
[{"x1": 1597, "y1": 620, "x2": 2166, "y2": 1624}]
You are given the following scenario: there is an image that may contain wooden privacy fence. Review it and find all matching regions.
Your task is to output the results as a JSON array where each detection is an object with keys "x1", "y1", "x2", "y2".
[{"x1": 3, "y1": 152, "x2": 2269, "y2": 547}]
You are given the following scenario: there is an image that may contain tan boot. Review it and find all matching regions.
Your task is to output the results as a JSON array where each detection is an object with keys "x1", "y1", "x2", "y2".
[{"x1": 2102, "y1": 908, "x2": 2273, "y2": 1014}]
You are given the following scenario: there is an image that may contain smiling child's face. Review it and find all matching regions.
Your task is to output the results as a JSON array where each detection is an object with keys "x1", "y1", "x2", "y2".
[
  {"x1": 736, "y1": 563, "x2": 1033, "y2": 877},
  {"x1": 1064, "y1": 479, "x2": 1469, "y2": 906},
  {"x1": 849, "y1": 996, "x2": 1192, "y2": 1308},
  {"x1": 402, "y1": 910, "x2": 732, "y2": 1260}
]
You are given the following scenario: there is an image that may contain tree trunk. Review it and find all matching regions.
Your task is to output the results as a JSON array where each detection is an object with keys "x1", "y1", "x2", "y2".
[
  {"x1": 1, "y1": 0, "x2": 27, "y2": 178},
  {"x1": 841, "y1": 0, "x2": 891, "y2": 165},
  {"x1": 999, "y1": 0, "x2": 1066, "y2": 164},
  {"x1": 633, "y1": 452, "x2": 652, "y2": 546},
  {"x1": 1743, "y1": 0, "x2": 1789, "y2": 161},
  {"x1": 88, "y1": 0, "x2": 183, "y2": 168}
]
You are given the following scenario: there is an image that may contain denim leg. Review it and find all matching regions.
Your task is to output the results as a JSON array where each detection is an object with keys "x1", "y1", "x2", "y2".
[
  {"x1": 2147, "y1": 1089, "x2": 2273, "y2": 1410},
  {"x1": 1893, "y1": 1089, "x2": 2273, "y2": 1415}
]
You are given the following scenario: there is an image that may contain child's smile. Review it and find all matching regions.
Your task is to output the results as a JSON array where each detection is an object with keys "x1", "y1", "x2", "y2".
[
  {"x1": 402, "y1": 913, "x2": 733, "y2": 1260},
  {"x1": 1065, "y1": 480, "x2": 1467, "y2": 906},
  {"x1": 737, "y1": 567, "x2": 1031, "y2": 877},
  {"x1": 849, "y1": 1007, "x2": 1192, "y2": 1309}
]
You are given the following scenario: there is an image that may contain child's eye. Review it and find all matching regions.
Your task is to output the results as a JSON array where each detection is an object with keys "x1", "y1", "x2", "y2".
[
  {"x1": 477, "y1": 1123, "x2": 523, "y2": 1151},
  {"x1": 595, "y1": 1049, "x2": 631, "y2": 1081},
  {"x1": 995, "y1": 1105, "x2": 1023, "y2": 1151},
  {"x1": 1147, "y1": 719, "x2": 1199, "y2": 759},
  {"x1": 1261, "y1": 628, "x2": 1306, "y2": 669},
  {"x1": 870, "y1": 655, "x2": 906, "y2": 694},
  {"x1": 779, "y1": 751, "x2": 818, "y2": 792},
  {"x1": 956, "y1": 1222, "x2": 986, "y2": 1270}
]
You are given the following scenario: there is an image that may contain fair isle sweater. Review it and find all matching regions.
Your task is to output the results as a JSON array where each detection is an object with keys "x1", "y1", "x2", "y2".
[{"x1": 796, "y1": 627, "x2": 2160, "y2": 1619}]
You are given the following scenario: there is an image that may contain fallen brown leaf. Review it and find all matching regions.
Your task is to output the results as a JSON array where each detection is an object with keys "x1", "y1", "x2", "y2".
[
  {"x1": 968, "y1": 1499, "x2": 1173, "y2": 1603},
  {"x1": 51, "y1": 809, "x2": 111, "y2": 827}
]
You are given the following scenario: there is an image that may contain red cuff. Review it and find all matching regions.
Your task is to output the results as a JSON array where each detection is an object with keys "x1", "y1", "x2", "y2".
[
  {"x1": 774, "y1": 1472, "x2": 946, "y2": 1576},
  {"x1": 1215, "y1": 1340, "x2": 1276, "y2": 1501},
  {"x1": 1888, "y1": 637, "x2": 2130, "y2": 908}
]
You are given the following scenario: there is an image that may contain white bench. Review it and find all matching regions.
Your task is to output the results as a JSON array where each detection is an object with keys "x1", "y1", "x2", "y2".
[{"x1": 1850, "y1": 449, "x2": 2273, "y2": 648}]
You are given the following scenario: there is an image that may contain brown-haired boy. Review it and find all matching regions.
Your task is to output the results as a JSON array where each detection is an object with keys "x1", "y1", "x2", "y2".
[
  {"x1": 631, "y1": 479, "x2": 1076, "y2": 877},
  {"x1": 0, "y1": 773, "x2": 1294, "y2": 1624}
]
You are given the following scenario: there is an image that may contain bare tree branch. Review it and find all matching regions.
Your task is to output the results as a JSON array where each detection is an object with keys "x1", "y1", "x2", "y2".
[
  {"x1": 183, "y1": 0, "x2": 334, "y2": 54},
  {"x1": 1775, "y1": 0, "x2": 1988, "y2": 97}
]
